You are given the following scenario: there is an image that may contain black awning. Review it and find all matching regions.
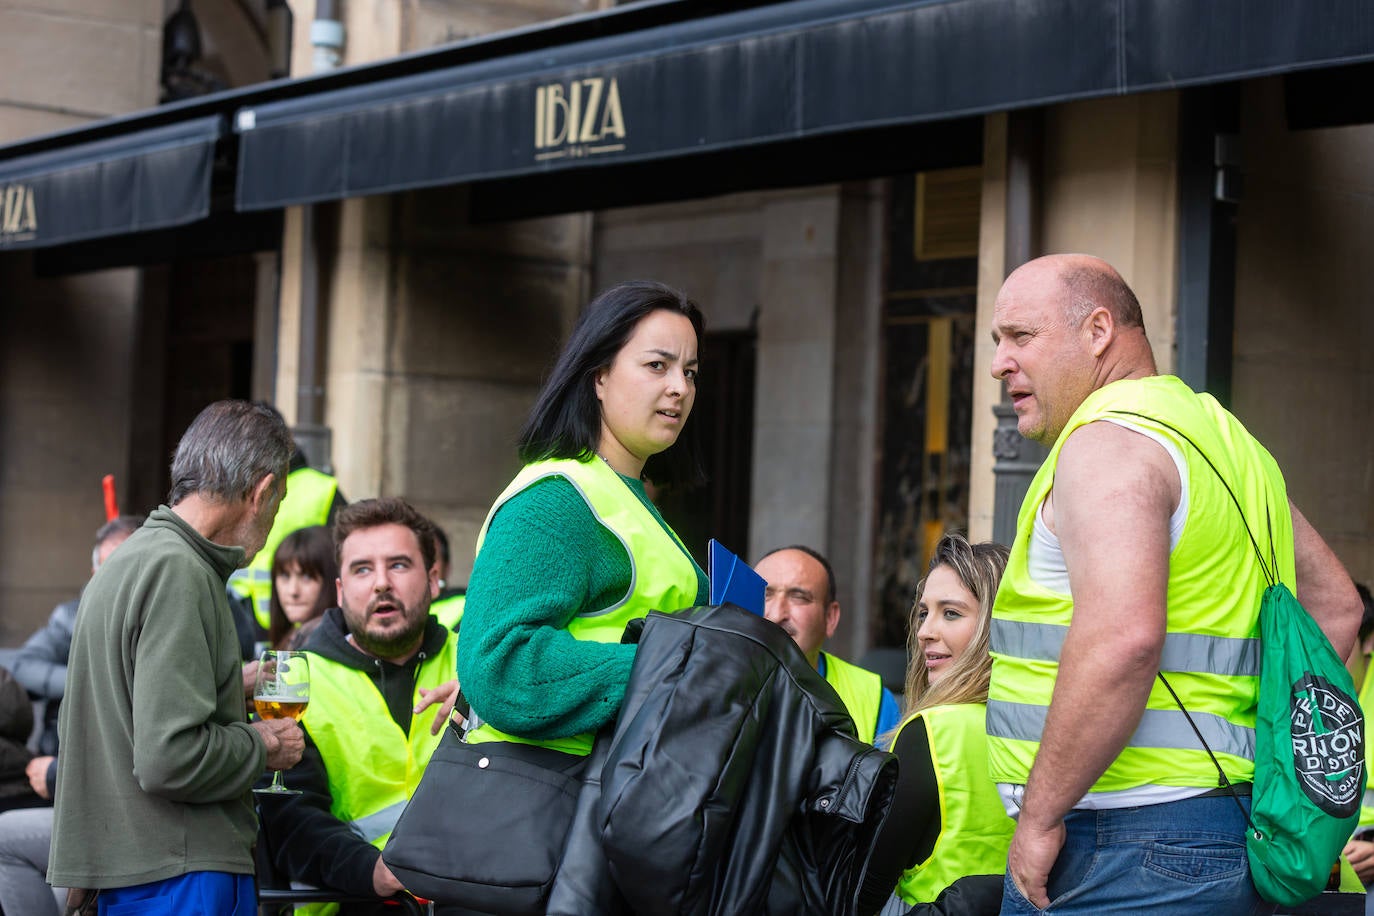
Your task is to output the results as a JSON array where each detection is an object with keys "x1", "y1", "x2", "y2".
[
  {"x1": 3, "y1": 0, "x2": 1374, "y2": 236},
  {"x1": 0, "y1": 116, "x2": 223, "y2": 251},
  {"x1": 233, "y1": 0, "x2": 1374, "y2": 212}
]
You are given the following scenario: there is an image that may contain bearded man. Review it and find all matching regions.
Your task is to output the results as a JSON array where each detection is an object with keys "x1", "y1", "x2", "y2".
[{"x1": 260, "y1": 497, "x2": 458, "y2": 914}]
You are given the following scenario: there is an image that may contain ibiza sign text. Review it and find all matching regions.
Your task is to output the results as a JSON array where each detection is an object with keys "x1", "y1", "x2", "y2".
[
  {"x1": 0, "y1": 183, "x2": 37, "y2": 243},
  {"x1": 534, "y1": 77, "x2": 626, "y2": 161}
]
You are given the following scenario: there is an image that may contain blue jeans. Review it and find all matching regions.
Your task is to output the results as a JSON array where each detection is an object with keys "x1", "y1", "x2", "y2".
[
  {"x1": 99, "y1": 871, "x2": 255, "y2": 916},
  {"x1": 999, "y1": 794, "x2": 1274, "y2": 915}
]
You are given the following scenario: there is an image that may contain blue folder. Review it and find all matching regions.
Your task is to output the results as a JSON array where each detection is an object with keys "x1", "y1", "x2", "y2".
[{"x1": 707, "y1": 538, "x2": 766, "y2": 616}]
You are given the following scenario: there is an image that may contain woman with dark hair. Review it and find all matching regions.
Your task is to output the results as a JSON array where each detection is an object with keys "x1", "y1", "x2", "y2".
[
  {"x1": 457, "y1": 280, "x2": 708, "y2": 757},
  {"x1": 859, "y1": 532, "x2": 1015, "y2": 916},
  {"x1": 267, "y1": 525, "x2": 337, "y2": 651}
]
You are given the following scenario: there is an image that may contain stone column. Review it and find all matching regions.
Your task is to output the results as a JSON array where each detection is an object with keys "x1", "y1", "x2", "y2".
[
  {"x1": 376, "y1": 189, "x2": 591, "y2": 582},
  {"x1": 826, "y1": 181, "x2": 886, "y2": 659},
  {"x1": 970, "y1": 94, "x2": 1181, "y2": 544},
  {"x1": 749, "y1": 188, "x2": 842, "y2": 558}
]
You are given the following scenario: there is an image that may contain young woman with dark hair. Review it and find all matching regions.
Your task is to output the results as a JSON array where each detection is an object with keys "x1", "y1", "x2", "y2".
[
  {"x1": 457, "y1": 279, "x2": 708, "y2": 756},
  {"x1": 517, "y1": 279, "x2": 706, "y2": 489},
  {"x1": 267, "y1": 525, "x2": 338, "y2": 650}
]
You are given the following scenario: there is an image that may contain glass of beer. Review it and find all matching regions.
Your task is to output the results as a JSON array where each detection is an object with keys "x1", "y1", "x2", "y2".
[{"x1": 253, "y1": 649, "x2": 310, "y2": 795}]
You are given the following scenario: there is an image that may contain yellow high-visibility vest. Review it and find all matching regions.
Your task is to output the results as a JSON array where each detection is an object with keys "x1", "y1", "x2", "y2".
[
  {"x1": 1358, "y1": 664, "x2": 1374, "y2": 830},
  {"x1": 893, "y1": 704, "x2": 1014, "y2": 904},
  {"x1": 431, "y1": 592, "x2": 465, "y2": 630},
  {"x1": 228, "y1": 466, "x2": 338, "y2": 629},
  {"x1": 988, "y1": 376, "x2": 1291, "y2": 793},
  {"x1": 296, "y1": 632, "x2": 457, "y2": 916},
  {"x1": 820, "y1": 651, "x2": 883, "y2": 745},
  {"x1": 466, "y1": 457, "x2": 700, "y2": 756}
]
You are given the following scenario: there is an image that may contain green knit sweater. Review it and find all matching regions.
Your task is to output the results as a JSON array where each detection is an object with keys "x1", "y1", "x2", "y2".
[{"x1": 458, "y1": 471, "x2": 706, "y2": 739}]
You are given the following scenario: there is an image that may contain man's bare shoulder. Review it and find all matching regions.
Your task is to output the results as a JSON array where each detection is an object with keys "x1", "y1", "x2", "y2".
[
  {"x1": 1052, "y1": 421, "x2": 1175, "y2": 625},
  {"x1": 1056, "y1": 420, "x2": 1181, "y2": 506}
]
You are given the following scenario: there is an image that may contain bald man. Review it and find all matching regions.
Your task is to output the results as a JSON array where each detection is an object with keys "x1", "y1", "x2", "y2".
[
  {"x1": 756, "y1": 546, "x2": 900, "y2": 746},
  {"x1": 986, "y1": 254, "x2": 1359, "y2": 915}
]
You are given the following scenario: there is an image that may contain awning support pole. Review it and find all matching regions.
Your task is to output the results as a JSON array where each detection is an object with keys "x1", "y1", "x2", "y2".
[{"x1": 991, "y1": 108, "x2": 1048, "y2": 546}]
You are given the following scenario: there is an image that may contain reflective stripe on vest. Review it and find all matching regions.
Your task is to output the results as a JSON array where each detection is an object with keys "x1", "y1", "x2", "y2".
[
  {"x1": 226, "y1": 568, "x2": 272, "y2": 612},
  {"x1": 893, "y1": 704, "x2": 1014, "y2": 904},
  {"x1": 228, "y1": 466, "x2": 337, "y2": 629},
  {"x1": 990, "y1": 620, "x2": 1261, "y2": 678},
  {"x1": 352, "y1": 800, "x2": 408, "y2": 844},
  {"x1": 821, "y1": 652, "x2": 883, "y2": 745},
  {"x1": 301, "y1": 633, "x2": 456, "y2": 847},
  {"x1": 986, "y1": 700, "x2": 1256, "y2": 761},
  {"x1": 987, "y1": 376, "x2": 1292, "y2": 794},
  {"x1": 466, "y1": 457, "x2": 701, "y2": 756}
]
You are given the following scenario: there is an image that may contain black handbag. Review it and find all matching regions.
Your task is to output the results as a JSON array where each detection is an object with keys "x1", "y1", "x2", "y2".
[{"x1": 382, "y1": 717, "x2": 588, "y2": 915}]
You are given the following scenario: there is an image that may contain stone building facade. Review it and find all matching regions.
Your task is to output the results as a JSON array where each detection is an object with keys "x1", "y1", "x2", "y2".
[{"x1": 1, "y1": 1, "x2": 1369, "y2": 663}]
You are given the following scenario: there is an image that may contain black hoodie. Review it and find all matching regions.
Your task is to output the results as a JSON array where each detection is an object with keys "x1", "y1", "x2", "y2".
[{"x1": 259, "y1": 606, "x2": 453, "y2": 900}]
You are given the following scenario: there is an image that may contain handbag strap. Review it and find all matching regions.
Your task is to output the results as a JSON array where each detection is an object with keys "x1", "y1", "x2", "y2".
[
  {"x1": 1103, "y1": 409, "x2": 1266, "y2": 839},
  {"x1": 451, "y1": 689, "x2": 476, "y2": 740}
]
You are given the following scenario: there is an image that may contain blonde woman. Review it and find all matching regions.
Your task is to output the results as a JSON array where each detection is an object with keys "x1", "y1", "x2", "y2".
[{"x1": 859, "y1": 533, "x2": 1014, "y2": 916}]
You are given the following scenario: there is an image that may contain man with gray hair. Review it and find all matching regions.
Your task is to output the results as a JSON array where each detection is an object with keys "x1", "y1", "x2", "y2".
[{"x1": 49, "y1": 400, "x2": 306, "y2": 915}]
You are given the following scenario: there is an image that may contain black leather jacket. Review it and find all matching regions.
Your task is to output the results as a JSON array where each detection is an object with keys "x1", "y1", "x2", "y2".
[{"x1": 550, "y1": 604, "x2": 899, "y2": 916}]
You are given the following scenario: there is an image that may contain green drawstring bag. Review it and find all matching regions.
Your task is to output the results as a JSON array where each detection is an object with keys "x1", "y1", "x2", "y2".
[
  {"x1": 1111, "y1": 410, "x2": 1365, "y2": 907},
  {"x1": 1245, "y1": 581, "x2": 1364, "y2": 905}
]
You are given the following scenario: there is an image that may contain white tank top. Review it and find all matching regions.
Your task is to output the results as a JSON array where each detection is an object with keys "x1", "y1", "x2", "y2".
[{"x1": 1025, "y1": 418, "x2": 1189, "y2": 592}]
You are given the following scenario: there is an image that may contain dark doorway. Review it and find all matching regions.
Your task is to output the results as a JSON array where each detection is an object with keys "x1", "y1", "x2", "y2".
[
  {"x1": 655, "y1": 328, "x2": 756, "y2": 566},
  {"x1": 127, "y1": 254, "x2": 260, "y2": 512},
  {"x1": 163, "y1": 255, "x2": 259, "y2": 463},
  {"x1": 872, "y1": 169, "x2": 980, "y2": 648}
]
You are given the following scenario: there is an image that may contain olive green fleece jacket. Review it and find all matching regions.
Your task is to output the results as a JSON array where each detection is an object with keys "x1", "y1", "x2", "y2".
[{"x1": 49, "y1": 506, "x2": 267, "y2": 890}]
